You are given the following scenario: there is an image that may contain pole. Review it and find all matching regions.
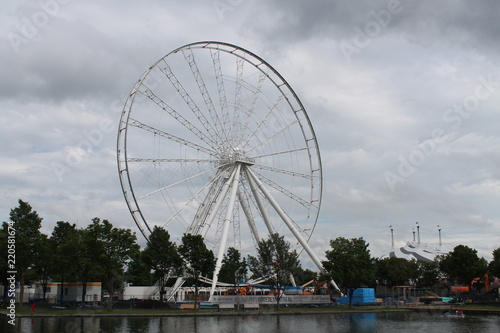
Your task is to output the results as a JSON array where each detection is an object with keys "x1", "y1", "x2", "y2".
[
  {"x1": 390, "y1": 226, "x2": 394, "y2": 249},
  {"x1": 209, "y1": 164, "x2": 241, "y2": 300},
  {"x1": 417, "y1": 225, "x2": 420, "y2": 245}
]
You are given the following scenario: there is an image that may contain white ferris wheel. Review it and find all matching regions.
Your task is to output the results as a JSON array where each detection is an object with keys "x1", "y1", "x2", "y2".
[{"x1": 117, "y1": 41, "x2": 338, "y2": 296}]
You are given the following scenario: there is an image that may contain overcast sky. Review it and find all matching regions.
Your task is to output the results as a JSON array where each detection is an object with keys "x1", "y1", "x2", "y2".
[{"x1": 2, "y1": 0, "x2": 500, "y2": 266}]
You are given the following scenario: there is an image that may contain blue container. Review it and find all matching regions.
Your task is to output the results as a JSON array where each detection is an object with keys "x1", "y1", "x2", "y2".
[{"x1": 336, "y1": 288, "x2": 375, "y2": 304}]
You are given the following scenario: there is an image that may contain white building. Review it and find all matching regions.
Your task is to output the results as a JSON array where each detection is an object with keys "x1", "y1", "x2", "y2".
[
  {"x1": 381, "y1": 224, "x2": 452, "y2": 262},
  {"x1": 33, "y1": 282, "x2": 102, "y2": 303},
  {"x1": 386, "y1": 241, "x2": 451, "y2": 262}
]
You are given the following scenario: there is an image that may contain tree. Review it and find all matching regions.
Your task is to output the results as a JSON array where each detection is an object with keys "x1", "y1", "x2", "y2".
[
  {"x1": 31, "y1": 233, "x2": 53, "y2": 301},
  {"x1": 74, "y1": 228, "x2": 104, "y2": 304},
  {"x1": 86, "y1": 218, "x2": 139, "y2": 310},
  {"x1": 219, "y1": 247, "x2": 247, "y2": 285},
  {"x1": 376, "y1": 257, "x2": 418, "y2": 287},
  {"x1": 178, "y1": 234, "x2": 215, "y2": 310},
  {"x1": 415, "y1": 260, "x2": 440, "y2": 289},
  {"x1": 5, "y1": 200, "x2": 43, "y2": 305},
  {"x1": 323, "y1": 237, "x2": 375, "y2": 307},
  {"x1": 488, "y1": 248, "x2": 500, "y2": 279},
  {"x1": 247, "y1": 233, "x2": 300, "y2": 309},
  {"x1": 294, "y1": 267, "x2": 318, "y2": 286},
  {"x1": 50, "y1": 221, "x2": 81, "y2": 304},
  {"x1": 126, "y1": 250, "x2": 153, "y2": 286},
  {"x1": 143, "y1": 226, "x2": 182, "y2": 305},
  {"x1": 438, "y1": 245, "x2": 488, "y2": 287},
  {"x1": 0, "y1": 228, "x2": 8, "y2": 299}
]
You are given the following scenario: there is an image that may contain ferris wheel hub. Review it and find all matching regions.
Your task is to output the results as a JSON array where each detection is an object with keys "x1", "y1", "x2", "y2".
[{"x1": 219, "y1": 147, "x2": 254, "y2": 167}]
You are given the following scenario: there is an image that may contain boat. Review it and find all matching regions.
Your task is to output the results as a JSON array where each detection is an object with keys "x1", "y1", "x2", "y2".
[{"x1": 443, "y1": 310, "x2": 465, "y2": 318}]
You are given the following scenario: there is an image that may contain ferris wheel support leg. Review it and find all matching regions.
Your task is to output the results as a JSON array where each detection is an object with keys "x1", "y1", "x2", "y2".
[
  {"x1": 244, "y1": 166, "x2": 275, "y2": 236},
  {"x1": 209, "y1": 164, "x2": 242, "y2": 301},
  {"x1": 188, "y1": 170, "x2": 224, "y2": 235},
  {"x1": 237, "y1": 189, "x2": 261, "y2": 244},
  {"x1": 245, "y1": 168, "x2": 342, "y2": 294}
]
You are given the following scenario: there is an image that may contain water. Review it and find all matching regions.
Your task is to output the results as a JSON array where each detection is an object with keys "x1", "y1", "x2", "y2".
[{"x1": 3, "y1": 311, "x2": 500, "y2": 333}]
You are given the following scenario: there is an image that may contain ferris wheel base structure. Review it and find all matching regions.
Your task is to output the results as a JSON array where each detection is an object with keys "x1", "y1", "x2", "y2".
[{"x1": 116, "y1": 41, "x2": 341, "y2": 298}]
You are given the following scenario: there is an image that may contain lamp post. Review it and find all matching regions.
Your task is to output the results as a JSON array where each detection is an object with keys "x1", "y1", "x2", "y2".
[
  {"x1": 389, "y1": 225, "x2": 394, "y2": 250},
  {"x1": 416, "y1": 222, "x2": 420, "y2": 245}
]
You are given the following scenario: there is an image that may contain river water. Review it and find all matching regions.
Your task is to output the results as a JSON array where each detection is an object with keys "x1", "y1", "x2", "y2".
[{"x1": 3, "y1": 311, "x2": 500, "y2": 333}]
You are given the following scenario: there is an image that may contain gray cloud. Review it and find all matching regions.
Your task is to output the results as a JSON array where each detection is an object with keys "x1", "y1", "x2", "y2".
[{"x1": 2, "y1": 0, "x2": 500, "y2": 262}]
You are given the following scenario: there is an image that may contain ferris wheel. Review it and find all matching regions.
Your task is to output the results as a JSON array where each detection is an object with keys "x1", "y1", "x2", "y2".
[{"x1": 117, "y1": 41, "x2": 336, "y2": 295}]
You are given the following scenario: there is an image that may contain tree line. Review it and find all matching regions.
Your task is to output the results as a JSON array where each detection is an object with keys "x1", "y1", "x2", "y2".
[
  {"x1": 0, "y1": 200, "x2": 311, "y2": 309},
  {"x1": 2, "y1": 200, "x2": 500, "y2": 309}
]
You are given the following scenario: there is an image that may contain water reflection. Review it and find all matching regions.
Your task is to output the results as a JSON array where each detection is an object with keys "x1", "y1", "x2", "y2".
[{"x1": 3, "y1": 311, "x2": 500, "y2": 333}]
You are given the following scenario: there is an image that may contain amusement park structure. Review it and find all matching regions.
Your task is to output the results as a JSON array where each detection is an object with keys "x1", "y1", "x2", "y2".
[
  {"x1": 384, "y1": 223, "x2": 451, "y2": 262},
  {"x1": 117, "y1": 41, "x2": 340, "y2": 300}
]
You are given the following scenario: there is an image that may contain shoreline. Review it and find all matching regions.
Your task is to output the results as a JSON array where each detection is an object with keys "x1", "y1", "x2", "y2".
[
  {"x1": 2, "y1": 304, "x2": 500, "y2": 318},
  {"x1": 1, "y1": 308, "x2": 407, "y2": 318}
]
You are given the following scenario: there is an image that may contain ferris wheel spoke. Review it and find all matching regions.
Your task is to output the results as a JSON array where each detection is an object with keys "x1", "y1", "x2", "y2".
[
  {"x1": 137, "y1": 84, "x2": 216, "y2": 147},
  {"x1": 137, "y1": 164, "x2": 221, "y2": 200},
  {"x1": 230, "y1": 57, "x2": 244, "y2": 144},
  {"x1": 128, "y1": 118, "x2": 216, "y2": 156},
  {"x1": 235, "y1": 70, "x2": 267, "y2": 144},
  {"x1": 251, "y1": 146, "x2": 310, "y2": 159},
  {"x1": 158, "y1": 60, "x2": 221, "y2": 146},
  {"x1": 210, "y1": 48, "x2": 231, "y2": 139},
  {"x1": 246, "y1": 118, "x2": 300, "y2": 155},
  {"x1": 182, "y1": 48, "x2": 228, "y2": 144},
  {"x1": 251, "y1": 163, "x2": 314, "y2": 180},
  {"x1": 241, "y1": 94, "x2": 284, "y2": 151},
  {"x1": 128, "y1": 157, "x2": 216, "y2": 163}
]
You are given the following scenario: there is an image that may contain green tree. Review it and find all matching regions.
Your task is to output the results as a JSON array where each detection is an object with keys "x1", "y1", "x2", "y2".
[
  {"x1": 143, "y1": 226, "x2": 182, "y2": 305},
  {"x1": 247, "y1": 233, "x2": 300, "y2": 309},
  {"x1": 294, "y1": 267, "x2": 318, "y2": 286},
  {"x1": 438, "y1": 245, "x2": 488, "y2": 287},
  {"x1": 50, "y1": 221, "x2": 80, "y2": 304},
  {"x1": 178, "y1": 234, "x2": 215, "y2": 310},
  {"x1": 219, "y1": 247, "x2": 247, "y2": 285},
  {"x1": 415, "y1": 260, "x2": 440, "y2": 288},
  {"x1": 5, "y1": 200, "x2": 43, "y2": 305},
  {"x1": 31, "y1": 233, "x2": 53, "y2": 301},
  {"x1": 376, "y1": 257, "x2": 418, "y2": 287},
  {"x1": 126, "y1": 250, "x2": 153, "y2": 286},
  {"x1": 323, "y1": 237, "x2": 375, "y2": 307},
  {"x1": 72, "y1": 228, "x2": 104, "y2": 303},
  {"x1": 488, "y1": 248, "x2": 500, "y2": 279},
  {"x1": 86, "y1": 218, "x2": 139, "y2": 310}
]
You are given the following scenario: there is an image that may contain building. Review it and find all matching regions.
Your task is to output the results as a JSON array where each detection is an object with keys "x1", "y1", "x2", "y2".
[
  {"x1": 387, "y1": 241, "x2": 450, "y2": 262},
  {"x1": 381, "y1": 223, "x2": 451, "y2": 262},
  {"x1": 33, "y1": 282, "x2": 102, "y2": 303}
]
